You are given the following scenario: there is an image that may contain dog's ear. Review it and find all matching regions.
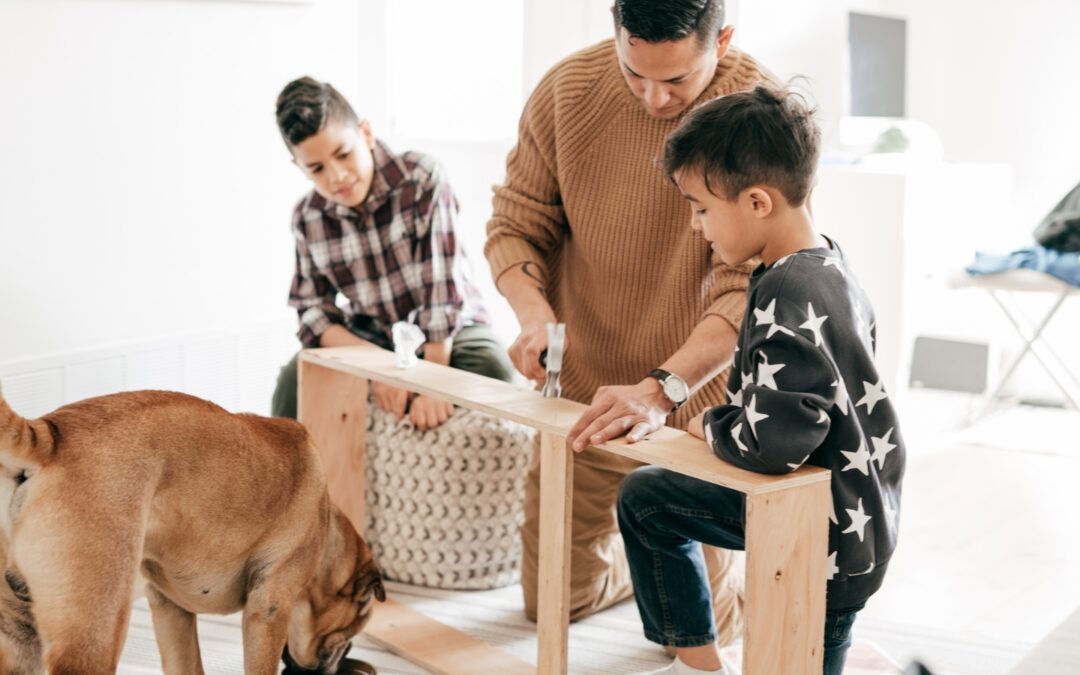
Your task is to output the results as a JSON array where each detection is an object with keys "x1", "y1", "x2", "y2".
[{"x1": 350, "y1": 567, "x2": 385, "y2": 603}]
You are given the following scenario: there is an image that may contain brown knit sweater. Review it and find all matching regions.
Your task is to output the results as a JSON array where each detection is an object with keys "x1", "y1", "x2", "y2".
[{"x1": 486, "y1": 39, "x2": 773, "y2": 428}]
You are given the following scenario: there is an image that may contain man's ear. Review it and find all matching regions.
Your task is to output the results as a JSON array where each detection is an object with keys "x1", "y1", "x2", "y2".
[{"x1": 715, "y1": 26, "x2": 735, "y2": 60}]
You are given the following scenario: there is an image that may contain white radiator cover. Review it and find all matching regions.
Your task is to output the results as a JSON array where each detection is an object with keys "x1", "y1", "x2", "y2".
[{"x1": 0, "y1": 318, "x2": 299, "y2": 418}]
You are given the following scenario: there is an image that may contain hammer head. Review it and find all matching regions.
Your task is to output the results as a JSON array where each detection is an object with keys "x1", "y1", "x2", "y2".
[{"x1": 541, "y1": 322, "x2": 565, "y2": 398}]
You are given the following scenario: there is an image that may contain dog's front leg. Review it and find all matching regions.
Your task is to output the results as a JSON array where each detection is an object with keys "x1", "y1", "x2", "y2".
[
  {"x1": 241, "y1": 588, "x2": 293, "y2": 675},
  {"x1": 145, "y1": 585, "x2": 205, "y2": 675}
]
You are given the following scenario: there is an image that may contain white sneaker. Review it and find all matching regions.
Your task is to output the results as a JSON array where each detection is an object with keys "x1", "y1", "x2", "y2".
[{"x1": 633, "y1": 656, "x2": 729, "y2": 675}]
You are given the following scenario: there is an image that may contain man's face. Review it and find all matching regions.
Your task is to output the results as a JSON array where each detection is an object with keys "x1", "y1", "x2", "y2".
[
  {"x1": 291, "y1": 120, "x2": 375, "y2": 209},
  {"x1": 614, "y1": 26, "x2": 732, "y2": 119}
]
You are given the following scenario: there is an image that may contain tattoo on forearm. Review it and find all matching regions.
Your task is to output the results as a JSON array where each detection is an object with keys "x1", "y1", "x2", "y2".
[{"x1": 521, "y1": 262, "x2": 545, "y2": 290}]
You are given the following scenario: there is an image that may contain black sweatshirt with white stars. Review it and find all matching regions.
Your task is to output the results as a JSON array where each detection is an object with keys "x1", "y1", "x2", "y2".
[{"x1": 702, "y1": 241, "x2": 905, "y2": 610}]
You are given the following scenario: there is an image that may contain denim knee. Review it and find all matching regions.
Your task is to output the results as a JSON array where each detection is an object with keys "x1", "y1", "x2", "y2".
[{"x1": 617, "y1": 465, "x2": 663, "y2": 523}]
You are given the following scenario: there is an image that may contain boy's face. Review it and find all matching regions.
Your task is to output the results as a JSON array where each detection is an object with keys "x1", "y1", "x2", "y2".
[
  {"x1": 614, "y1": 26, "x2": 734, "y2": 119},
  {"x1": 291, "y1": 120, "x2": 376, "y2": 209},
  {"x1": 675, "y1": 169, "x2": 769, "y2": 267}
]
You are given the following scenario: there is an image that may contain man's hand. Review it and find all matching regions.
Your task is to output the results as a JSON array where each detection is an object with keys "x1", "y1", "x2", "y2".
[
  {"x1": 410, "y1": 394, "x2": 455, "y2": 431},
  {"x1": 687, "y1": 410, "x2": 707, "y2": 441},
  {"x1": 508, "y1": 319, "x2": 557, "y2": 382},
  {"x1": 372, "y1": 381, "x2": 410, "y2": 420},
  {"x1": 566, "y1": 379, "x2": 671, "y2": 453},
  {"x1": 496, "y1": 263, "x2": 558, "y2": 383}
]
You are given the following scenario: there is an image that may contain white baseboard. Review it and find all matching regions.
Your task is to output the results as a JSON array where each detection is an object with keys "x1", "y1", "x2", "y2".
[{"x1": 0, "y1": 318, "x2": 300, "y2": 418}]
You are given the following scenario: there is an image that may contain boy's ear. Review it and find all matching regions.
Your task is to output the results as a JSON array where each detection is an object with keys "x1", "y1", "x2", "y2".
[
  {"x1": 746, "y1": 187, "x2": 773, "y2": 218},
  {"x1": 359, "y1": 119, "x2": 375, "y2": 150}
]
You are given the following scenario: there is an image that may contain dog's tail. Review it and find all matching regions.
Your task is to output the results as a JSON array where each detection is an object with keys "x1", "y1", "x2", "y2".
[{"x1": 0, "y1": 382, "x2": 55, "y2": 469}]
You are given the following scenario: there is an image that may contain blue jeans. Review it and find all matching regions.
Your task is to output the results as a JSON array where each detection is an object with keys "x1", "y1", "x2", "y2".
[{"x1": 617, "y1": 466, "x2": 861, "y2": 675}]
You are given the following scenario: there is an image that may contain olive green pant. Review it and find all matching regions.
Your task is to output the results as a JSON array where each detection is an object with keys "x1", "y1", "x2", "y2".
[{"x1": 270, "y1": 323, "x2": 515, "y2": 419}]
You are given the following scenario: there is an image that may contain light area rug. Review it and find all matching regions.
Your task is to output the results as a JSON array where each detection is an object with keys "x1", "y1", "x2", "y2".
[
  {"x1": 118, "y1": 580, "x2": 904, "y2": 674},
  {"x1": 1009, "y1": 606, "x2": 1080, "y2": 675}
]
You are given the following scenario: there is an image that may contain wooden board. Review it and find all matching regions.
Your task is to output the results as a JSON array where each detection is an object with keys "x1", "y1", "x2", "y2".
[
  {"x1": 300, "y1": 348, "x2": 829, "y2": 496},
  {"x1": 536, "y1": 432, "x2": 572, "y2": 673},
  {"x1": 364, "y1": 598, "x2": 535, "y2": 675},
  {"x1": 298, "y1": 357, "x2": 369, "y2": 532},
  {"x1": 743, "y1": 480, "x2": 832, "y2": 675}
]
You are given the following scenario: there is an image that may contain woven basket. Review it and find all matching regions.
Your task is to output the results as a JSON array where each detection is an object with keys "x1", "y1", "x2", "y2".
[{"x1": 361, "y1": 406, "x2": 534, "y2": 590}]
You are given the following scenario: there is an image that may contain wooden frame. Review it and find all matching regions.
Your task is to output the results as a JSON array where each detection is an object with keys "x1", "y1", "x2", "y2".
[{"x1": 299, "y1": 344, "x2": 831, "y2": 674}]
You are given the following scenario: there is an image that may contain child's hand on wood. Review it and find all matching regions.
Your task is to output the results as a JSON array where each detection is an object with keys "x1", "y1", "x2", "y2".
[
  {"x1": 372, "y1": 381, "x2": 410, "y2": 420},
  {"x1": 687, "y1": 410, "x2": 707, "y2": 441}
]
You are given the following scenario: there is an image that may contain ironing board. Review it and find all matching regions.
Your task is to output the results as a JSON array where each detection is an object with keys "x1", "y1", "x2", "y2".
[{"x1": 948, "y1": 268, "x2": 1080, "y2": 416}]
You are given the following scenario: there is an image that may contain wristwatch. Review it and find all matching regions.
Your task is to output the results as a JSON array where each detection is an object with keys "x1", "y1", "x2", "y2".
[{"x1": 648, "y1": 369, "x2": 689, "y2": 410}]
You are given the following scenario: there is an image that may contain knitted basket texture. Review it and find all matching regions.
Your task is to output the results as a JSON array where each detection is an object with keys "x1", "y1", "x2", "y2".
[{"x1": 362, "y1": 405, "x2": 534, "y2": 590}]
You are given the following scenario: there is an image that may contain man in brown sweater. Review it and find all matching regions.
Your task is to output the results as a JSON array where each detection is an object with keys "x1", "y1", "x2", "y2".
[{"x1": 485, "y1": 0, "x2": 774, "y2": 642}]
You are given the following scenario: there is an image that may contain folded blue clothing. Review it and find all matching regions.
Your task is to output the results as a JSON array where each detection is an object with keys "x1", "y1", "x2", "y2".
[{"x1": 966, "y1": 245, "x2": 1080, "y2": 287}]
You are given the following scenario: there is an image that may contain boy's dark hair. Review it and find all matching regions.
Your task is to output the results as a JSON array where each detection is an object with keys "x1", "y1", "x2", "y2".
[
  {"x1": 612, "y1": 0, "x2": 725, "y2": 48},
  {"x1": 275, "y1": 76, "x2": 359, "y2": 147},
  {"x1": 663, "y1": 85, "x2": 821, "y2": 206}
]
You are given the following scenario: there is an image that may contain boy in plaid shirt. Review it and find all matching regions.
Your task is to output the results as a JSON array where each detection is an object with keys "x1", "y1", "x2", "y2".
[{"x1": 270, "y1": 77, "x2": 513, "y2": 429}]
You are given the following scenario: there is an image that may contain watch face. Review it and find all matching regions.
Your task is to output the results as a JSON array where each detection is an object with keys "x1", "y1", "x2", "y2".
[{"x1": 663, "y1": 377, "x2": 688, "y2": 403}]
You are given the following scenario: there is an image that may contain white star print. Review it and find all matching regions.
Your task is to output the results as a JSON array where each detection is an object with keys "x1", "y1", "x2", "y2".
[
  {"x1": 756, "y1": 352, "x2": 786, "y2": 390},
  {"x1": 871, "y1": 428, "x2": 897, "y2": 470},
  {"x1": 884, "y1": 499, "x2": 898, "y2": 531},
  {"x1": 840, "y1": 439, "x2": 873, "y2": 475},
  {"x1": 826, "y1": 551, "x2": 840, "y2": 581},
  {"x1": 744, "y1": 395, "x2": 769, "y2": 439},
  {"x1": 816, "y1": 407, "x2": 830, "y2": 424},
  {"x1": 856, "y1": 379, "x2": 888, "y2": 415},
  {"x1": 842, "y1": 498, "x2": 872, "y2": 542},
  {"x1": 704, "y1": 422, "x2": 714, "y2": 445},
  {"x1": 799, "y1": 302, "x2": 829, "y2": 347},
  {"x1": 854, "y1": 304, "x2": 873, "y2": 346},
  {"x1": 730, "y1": 422, "x2": 749, "y2": 454},
  {"x1": 832, "y1": 376, "x2": 850, "y2": 416},
  {"x1": 752, "y1": 299, "x2": 795, "y2": 338},
  {"x1": 728, "y1": 388, "x2": 744, "y2": 407},
  {"x1": 823, "y1": 257, "x2": 846, "y2": 277},
  {"x1": 829, "y1": 497, "x2": 838, "y2": 525},
  {"x1": 741, "y1": 371, "x2": 753, "y2": 391}
]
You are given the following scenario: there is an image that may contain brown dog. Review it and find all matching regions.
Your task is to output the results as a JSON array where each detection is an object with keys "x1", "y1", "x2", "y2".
[{"x1": 0, "y1": 388, "x2": 384, "y2": 674}]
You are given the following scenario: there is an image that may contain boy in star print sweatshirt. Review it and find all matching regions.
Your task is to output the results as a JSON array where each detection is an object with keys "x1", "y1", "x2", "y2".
[{"x1": 618, "y1": 86, "x2": 905, "y2": 675}]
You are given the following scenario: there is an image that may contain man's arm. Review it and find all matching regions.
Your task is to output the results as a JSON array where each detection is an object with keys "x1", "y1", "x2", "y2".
[
  {"x1": 496, "y1": 262, "x2": 557, "y2": 382},
  {"x1": 485, "y1": 74, "x2": 568, "y2": 380},
  {"x1": 566, "y1": 254, "x2": 752, "y2": 450},
  {"x1": 567, "y1": 315, "x2": 737, "y2": 451}
]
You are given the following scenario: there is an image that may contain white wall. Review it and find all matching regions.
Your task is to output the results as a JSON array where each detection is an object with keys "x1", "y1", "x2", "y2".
[
  {"x1": 892, "y1": 0, "x2": 1080, "y2": 232},
  {"x1": 6, "y1": 0, "x2": 1078, "y2": 413},
  {"x1": 733, "y1": 0, "x2": 892, "y2": 150},
  {"x1": 888, "y1": 0, "x2": 1080, "y2": 404},
  {"x1": 738, "y1": 0, "x2": 1080, "y2": 408},
  {"x1": 0, "y1": 0, "x2": 372, "y2": 365}
]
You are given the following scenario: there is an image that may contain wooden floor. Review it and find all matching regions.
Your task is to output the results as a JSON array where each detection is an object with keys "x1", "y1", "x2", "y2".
[
  {"x1": 854, "y1": 405, "x2": 1080, "y2": 675},
  {"x1": 114, "y1": 405, "x2": 1080, "y2": 675}
]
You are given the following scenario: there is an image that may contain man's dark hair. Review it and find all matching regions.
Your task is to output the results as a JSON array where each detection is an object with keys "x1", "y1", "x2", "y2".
[
  {"x1": 663, "y1": 85, "x2": 821, "y2": 206},
  {"x1": 275, "y1": 76, "x2": 359, "y2": 147},
  {"x1": 612, "y1": 0, "x2": 725, "y2": 47}
]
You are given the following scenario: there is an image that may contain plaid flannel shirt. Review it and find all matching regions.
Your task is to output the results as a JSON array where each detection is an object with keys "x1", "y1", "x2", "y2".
[{"x1": 288, "y1": 140, "x2": 489, "y2": 347}]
